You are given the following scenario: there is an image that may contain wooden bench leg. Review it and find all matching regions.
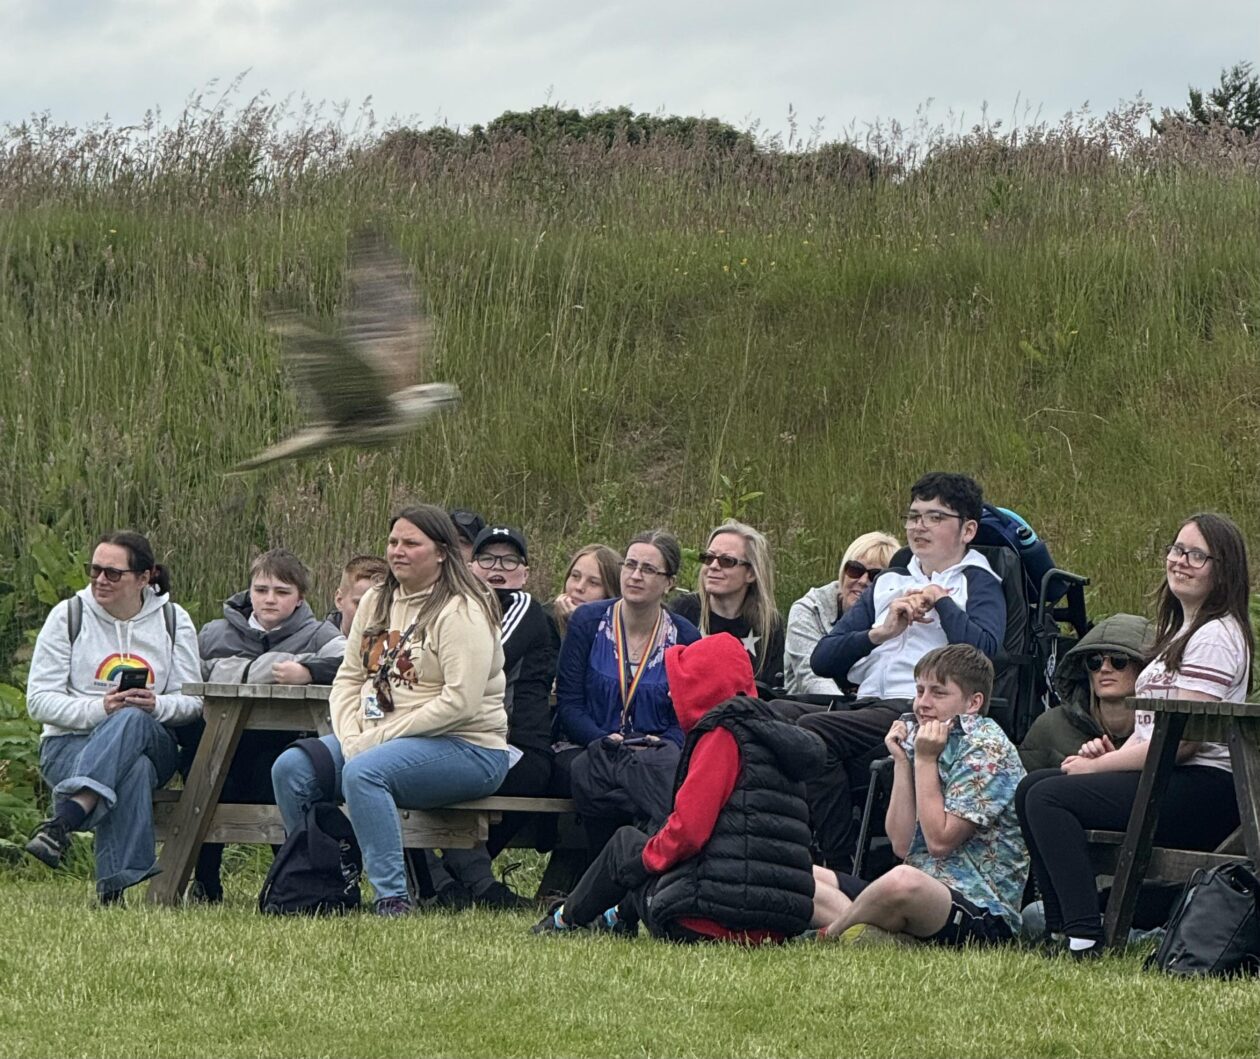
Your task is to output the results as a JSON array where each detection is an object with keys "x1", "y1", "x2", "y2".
[
  {"x1": 147, "y1": 701, "x2": 249, "y2": 906},
  {"x1": 1102, "y1": 713, "x2": 1185, "y2": 949},
  {"x1": 1228, "y1": 720, "x2": 1260, "y2": 864}
]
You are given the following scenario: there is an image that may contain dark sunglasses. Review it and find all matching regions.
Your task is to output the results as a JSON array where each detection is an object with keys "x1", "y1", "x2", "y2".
[
  {"x1": 699, "y1": 551, "x2": 752, "y2": 570},
  {"x1": 1085, "y1": 653, "x2": 1132, "y2": 672},
  {"x1": 843, "y1": 560, "x2": 884, "y2": 582},
  {"x1": 86, "y1": 563, "x2": 137, "y2": 583}
]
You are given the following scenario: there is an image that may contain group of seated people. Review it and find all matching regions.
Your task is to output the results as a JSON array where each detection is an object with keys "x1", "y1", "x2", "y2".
[{"x1": 22, "y1": 472, "x2": 1252, "y2": 959}]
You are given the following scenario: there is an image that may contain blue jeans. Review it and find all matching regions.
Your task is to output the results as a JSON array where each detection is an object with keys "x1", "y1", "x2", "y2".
[
  {"x1": 271, "y1": 733, "x2": 509, "y2": 901},
  {"x1": 39, "y1": 709, "x2": 179, "y2": 895}
]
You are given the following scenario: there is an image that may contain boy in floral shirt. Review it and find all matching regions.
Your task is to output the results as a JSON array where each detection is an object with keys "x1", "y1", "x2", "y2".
[{"x1": 813, "y1": 644, "x2": 1028, "y2": 946}]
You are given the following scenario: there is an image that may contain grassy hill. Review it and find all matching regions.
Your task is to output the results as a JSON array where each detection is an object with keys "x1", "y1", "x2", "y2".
[{"x1": 2, "y1": 101, "x2": 1259, "y2": 645}]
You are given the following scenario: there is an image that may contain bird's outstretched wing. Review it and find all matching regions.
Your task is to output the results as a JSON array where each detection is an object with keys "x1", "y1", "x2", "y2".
[
  {"x1": 342, "y1": 231, "x2": 435, "y2": 397},
  {"x1": 229, "y1": 425, "x2": 338, "y2": 473}
]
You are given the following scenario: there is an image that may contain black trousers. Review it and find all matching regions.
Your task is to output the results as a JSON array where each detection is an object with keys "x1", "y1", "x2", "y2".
[
  {"x1": 564, "y1": 825, "x2": 701, "y2": 941},
  {"x1": 1016, "y1": 765, "x2": 1240, "y2": 940},
  {"x1": 797, "y1": 701, "x2": 904, "y2": 871},
  {"x1": 486, "y1": 746, "x2": 554, "y2": 858}
]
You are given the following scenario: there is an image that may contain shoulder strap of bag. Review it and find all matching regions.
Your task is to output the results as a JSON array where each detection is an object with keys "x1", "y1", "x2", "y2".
[
  {"x1": 66, "y1": 596, "x2": 177, "y2": 648},
  {"x1": 67, "y1": 595, "x2": 83, "y2": 647},
  {"x1": 292, "y1": 737, "x2": 337, "y2": 805}
]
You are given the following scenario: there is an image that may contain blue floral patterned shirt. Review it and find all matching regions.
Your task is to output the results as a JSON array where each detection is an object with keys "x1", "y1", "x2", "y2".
[{"x1": 903, "y1": 714, "x2": 1029, "y2": 932}]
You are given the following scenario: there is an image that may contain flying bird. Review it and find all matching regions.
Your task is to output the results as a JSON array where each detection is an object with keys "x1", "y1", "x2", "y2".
[{"x1": 233, "y1": 233, "x2": 460, "y2": 472}]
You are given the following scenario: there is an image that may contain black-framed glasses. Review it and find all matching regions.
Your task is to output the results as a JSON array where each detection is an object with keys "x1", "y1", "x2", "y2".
[
  {"x1": 903, "y1": 509, "x2": 964, "y2": 529},
  {"x1": 843, "y1": 560, "x2": 884, "y2": 582},
  {"x1": 1085, "y1": 653, "x2": 1132, "y2": 673},
  {"x1": 473, "y1": 553, "x2": 525, "y2": 572},
  {"x1": 699, "y1": 551, "x2": 751, "y2": 570},
  {"x1": 86, "y1": 563, "x2": 135, "y2": 583},
  {"x1": 1166, "y1": 542, "x2": 1213, "y2": 569},
  {"x1": 622, "y1": 558, "x2": 668, "y2": 578}
]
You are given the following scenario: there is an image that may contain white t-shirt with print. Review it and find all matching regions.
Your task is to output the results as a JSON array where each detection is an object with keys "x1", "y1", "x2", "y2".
[{"x1": 1132, "y1": 615, "x2": 1250, "y2": 772}]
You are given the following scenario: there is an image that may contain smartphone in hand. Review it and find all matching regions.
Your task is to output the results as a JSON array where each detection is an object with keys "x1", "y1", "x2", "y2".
[{"x1": 116, "y1": 667, "x2": 150, "y2": 692}]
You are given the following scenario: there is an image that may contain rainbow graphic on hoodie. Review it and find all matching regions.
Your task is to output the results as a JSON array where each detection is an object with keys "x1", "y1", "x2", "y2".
[{"x1": 95, "y1": 653, "x2": 155, "y2": 686}]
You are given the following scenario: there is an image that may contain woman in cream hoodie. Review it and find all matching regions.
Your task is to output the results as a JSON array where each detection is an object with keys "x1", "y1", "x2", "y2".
[{"x1": 271, "y1": 504, "x2": 510, "y2": 916}]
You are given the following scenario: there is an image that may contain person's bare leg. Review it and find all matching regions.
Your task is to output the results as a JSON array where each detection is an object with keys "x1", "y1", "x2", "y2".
[
  {"x1": 811, "y1": 865, "x2": 854, "y2": 928},
  {"x1": 822, "y1": 865, "x2": 953, "y2": 939},
  {"x1": 69, "y1": 791, "x2": 99, "y2": 814}
]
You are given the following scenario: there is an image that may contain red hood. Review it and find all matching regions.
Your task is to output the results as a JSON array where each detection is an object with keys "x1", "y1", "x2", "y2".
[{"x1": 664, "y1": 633, "x2": 757, "y2": 732}]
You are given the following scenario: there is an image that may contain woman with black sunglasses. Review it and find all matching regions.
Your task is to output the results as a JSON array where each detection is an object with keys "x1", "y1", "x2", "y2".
[
  {"x1": 783, "y1": 531, "x2": 900, "y2": 697},
  {"x1": 271, "y1": 504, "x2": 511, "y2": 917},
  {"x1": 670, "y1": 520, "x2": 786, "y2": 689},
  {"x1": 1016, "y1": 512, "x2": 1252, "y2": 956},
  {"x1": 1018, "y1": 614, "x2": 1153, "y2": 771},
  {"x1": 25, "y1": 531, "x2": 203, "y2": 904}
]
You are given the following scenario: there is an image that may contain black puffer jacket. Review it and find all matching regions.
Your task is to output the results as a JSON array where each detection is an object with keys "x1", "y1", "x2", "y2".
[{"x1": 650, "y1": 696, "x2": 825, "y2": 935}]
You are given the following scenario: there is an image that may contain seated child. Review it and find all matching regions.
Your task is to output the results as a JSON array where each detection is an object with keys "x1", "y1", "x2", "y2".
[
  {"x1": 424, "y1": 525, "x2": 558, "y2": 909},
  {"x1": 190, "y1": 548, "x2": 347, "y2": 902},
  {"x1": 323, "y1": 554, "x2": 389, "y2": 638},
  {"x1": 813, "y1": 644, "x2": 1028, "y2": 946},
  {"x1": 534, "y1": 633, "x2": 825, "y2": 942}
]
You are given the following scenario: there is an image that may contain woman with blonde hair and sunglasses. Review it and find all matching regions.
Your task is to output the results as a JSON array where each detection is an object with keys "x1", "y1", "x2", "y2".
[
  {"x1": 783, "y1": 531, "x2": 901, "y2": 697},
  {"x1": 271, "y1": 504, "x2": 511, "y2": 917},
  {"x1": 669, "y1": 520, "x2": 786, "y2": 689}
]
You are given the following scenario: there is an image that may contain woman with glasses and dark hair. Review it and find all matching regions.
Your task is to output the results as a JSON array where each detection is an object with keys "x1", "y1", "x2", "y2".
[
  {"x1": 553, "y1": 529, "x2": 701, "y2": 854},
  {"x1": 1017, "y1": 513, "x2": 1253, "y2": 956},
  {"x1": 24, "y1": 532, "x2": 203, "y2": 904},
  {"x1": 669, "y1": 520, "x2": 786, "y2": 690},
  {"x1": 1018, "y1": 614, "x2": 1154, "y2": 771},
  {"x1": 783, "y1": 531, "x2": 901, "y2": 697},
  {"x1": 271, "y1": 504, "x2": 511, "y2": 917}
]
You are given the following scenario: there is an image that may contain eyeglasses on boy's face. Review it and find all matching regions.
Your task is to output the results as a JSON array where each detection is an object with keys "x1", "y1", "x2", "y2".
[
  {"x1": 472, "y1": 553, "x2": 524, "y2": 572},
  {"x1": 842, "y1": 560, "x2": 884, "y2": 583},
  {"x1": 622, "y1": 558, "x2": 668, "y2": 578},
  {"x1": 902, "y1": 509, "x2": 964, "y2": 529},
  {"x1": 86, "y1": 563, "x2": 137, "y2": 583},
  {"x1": 1165, "y1": 542, "x2": 1213, "y2": 569},
  {"x1": 1085, "y1": 654, "x2": 1132, "y2": 673},
  {"x1": 699, "y1": 551, "x2": 751, "y2": 570}
]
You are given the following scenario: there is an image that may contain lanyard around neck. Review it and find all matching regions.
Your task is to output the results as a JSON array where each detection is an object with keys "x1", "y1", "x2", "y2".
[{"x1": 613, "y1": 600, "x2": 663, "y2": 730}]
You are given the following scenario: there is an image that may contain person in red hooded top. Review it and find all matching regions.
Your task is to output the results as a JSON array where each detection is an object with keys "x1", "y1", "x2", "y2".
[{"x1": 532, "y1": 632, "x2": 825, "y2": 942}]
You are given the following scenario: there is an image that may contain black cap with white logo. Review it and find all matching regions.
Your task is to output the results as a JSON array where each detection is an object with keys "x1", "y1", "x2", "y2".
[{"x1": 472, "y1": 525, "x2": 528, "y2": 563}]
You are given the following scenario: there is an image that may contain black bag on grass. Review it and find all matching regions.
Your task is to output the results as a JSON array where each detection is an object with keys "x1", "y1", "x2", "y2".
[
  {"x1": 1145, "y1": 862, "x2": 1260, "y2": 977},
  {"x1": 258, "y1": 738, "x2": 362, "y2": 916}
]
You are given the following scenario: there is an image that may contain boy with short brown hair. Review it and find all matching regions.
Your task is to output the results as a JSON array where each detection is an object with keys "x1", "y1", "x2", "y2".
[{"x1": 813, "y1": 644, "x2": 1029, "y2": 947}]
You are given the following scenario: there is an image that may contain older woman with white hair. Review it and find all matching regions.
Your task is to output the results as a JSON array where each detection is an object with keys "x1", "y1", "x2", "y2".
[{"x1": 783, "y1": 531, "x2": 900, "y2": 697}]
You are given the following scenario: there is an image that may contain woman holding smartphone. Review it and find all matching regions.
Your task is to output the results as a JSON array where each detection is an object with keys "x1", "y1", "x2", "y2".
[
  {"x1": 1016, "y1": 512, "x2": 1252, "y2": 956},
  {"x1": 25, "y1": 531, "x2": 203, "y2": 904}
]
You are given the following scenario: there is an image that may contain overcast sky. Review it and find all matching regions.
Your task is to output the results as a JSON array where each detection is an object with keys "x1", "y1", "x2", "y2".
[{"x1": 3, "y1": 1, "x2": 1258, "y2": 142}]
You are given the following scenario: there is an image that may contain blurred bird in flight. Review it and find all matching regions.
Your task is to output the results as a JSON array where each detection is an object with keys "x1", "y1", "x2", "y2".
[{"x1": 233, "y1": 232, "x2": 459, "y2": 472}]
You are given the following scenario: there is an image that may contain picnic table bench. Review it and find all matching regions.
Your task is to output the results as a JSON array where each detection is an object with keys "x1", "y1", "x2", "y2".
[
  {"x1": 146, "y1": 683, "x2": 584, "y2": 906},
  {"x1": 1086, "y1": 696, "x2": 1260, "y2": 949}
]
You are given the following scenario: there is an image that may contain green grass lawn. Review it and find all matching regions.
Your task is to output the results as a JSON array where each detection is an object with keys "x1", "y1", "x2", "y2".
[{"x1": 1, "y1": 878, "x2": 1258, "y2": 1058}]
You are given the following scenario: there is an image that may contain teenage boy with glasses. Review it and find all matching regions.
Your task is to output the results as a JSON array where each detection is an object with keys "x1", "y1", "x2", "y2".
[{"x1": 800, "y1": 472, "x2": 1006, "y2": 873}]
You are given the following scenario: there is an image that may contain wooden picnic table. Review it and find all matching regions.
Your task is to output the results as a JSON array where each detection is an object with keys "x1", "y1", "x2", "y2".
[
  {"x1": 146, "y1": 683, "x2": 578, "y2": 906},
  {"x1": 1098, "y1": 696, "x2": 1260, "y2": 949}
]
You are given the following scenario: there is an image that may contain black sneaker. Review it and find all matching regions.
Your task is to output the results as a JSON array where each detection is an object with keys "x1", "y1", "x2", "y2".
[
  {"x1": 98, "y1": 890, "x2": 126, "y2": 908},
  {"x1": 476, "y1": 880, "x2": 535, "y2": 911},
  {"x1": 588, "y1": 907, "x2": 639, "y2": 937},
  {"x1": 185, "y1": 880, "x2": 224, "y2": 905},
  {"x1": 429, "y1": 880, "x2": 475, "y2": 910},
  {"x1": 532, "y1": 899, "x2": 577, "y2": 935},
  {"x1": 25, "y1": 818, "x2": 70, "y2": 869},
  {"x1": 374, "y1": 895, "x2": 414, "y2": 918}
]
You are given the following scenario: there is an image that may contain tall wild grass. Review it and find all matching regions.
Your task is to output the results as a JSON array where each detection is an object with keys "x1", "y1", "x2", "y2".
[{"x1": 1, "y1": 94, "x2": 1259, "y2": 665}]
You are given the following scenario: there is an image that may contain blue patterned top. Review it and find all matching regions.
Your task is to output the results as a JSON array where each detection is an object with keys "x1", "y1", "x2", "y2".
[{"x1": 903, "y1": 715, "x2": 1029, "y2": 932}]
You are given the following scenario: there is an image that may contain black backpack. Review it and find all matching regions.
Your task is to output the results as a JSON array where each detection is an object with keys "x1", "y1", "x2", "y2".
[
  {"x1": 258, "y1": 738, "x2": 363, "y2": 915},
  {"x1": 1145, "y1": 862, "x2": 1260, "y2": 977}
]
